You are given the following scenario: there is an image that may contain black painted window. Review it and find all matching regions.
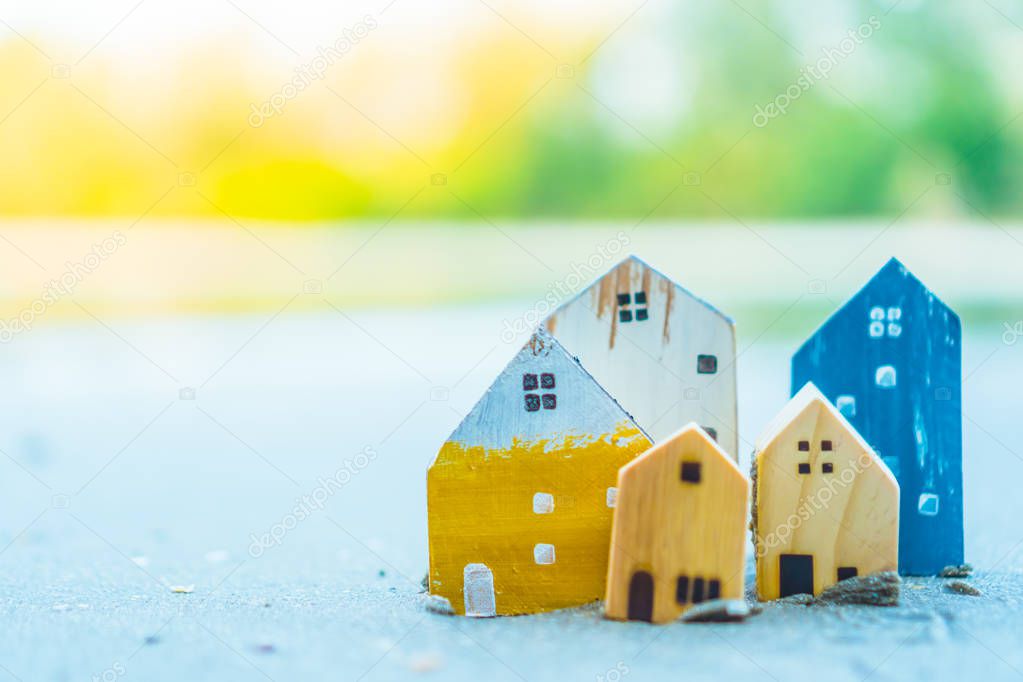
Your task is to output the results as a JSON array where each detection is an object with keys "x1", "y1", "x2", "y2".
[
  {"x1": 798, "y1": 462, "x2": 810, "y2": 474},
  {"x1": 541, "y1": 394, "x2": 557, "y2": 410},
  {"x1": 822, "y1": 462, "x2": 834, "y2": 474},
  {"x1": 692, "y1": 578, "x2": 705, "y2": 603},
  {"x1": 681, "y1": 461, "x2": 702, "y2": 483},
  {"x1": 618, "y1": 291, "x2": 649, "y2": 323},
  {"x1": 619, "y1": 309, "x2": 633, "y2": 323},
  {"x1": 523, "y1": 373, "x2": 538, "y2": 390},
  {"x1": 821, "y1": 440, "x2": 833, "y2": 451},
  {"x1": 540, "y1": 373, "x2": 555, "y2": 389},
  {"x1": 697, "y1": 354, "x2": 717, "y2": 374},
  {"x1": 708, "y1": 579, "x2": 721, "y2": 600},
  {"x1": 617, "y1": 293, "x2": 631, "y2": 305},
  {"x1": 524, "y1": 394, "x2": 540, "y2": 412},
  {"x1": 837, "y1": 567, "x2": 858, "y2": 582},
  {"x1": 676, "y1": 576, "x2": 690, "y2": 604},
  {"x1": 798, "y1": 440, "x2": 810, "y2": 451}
]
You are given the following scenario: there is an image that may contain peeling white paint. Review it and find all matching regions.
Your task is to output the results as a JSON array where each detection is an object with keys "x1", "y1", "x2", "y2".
[
  {"x1": 532, "y1": 492, "x2": 554, "y2": 514},
  {"x1": 533, "y1": 543, "x2": 556, "y2": 565}
]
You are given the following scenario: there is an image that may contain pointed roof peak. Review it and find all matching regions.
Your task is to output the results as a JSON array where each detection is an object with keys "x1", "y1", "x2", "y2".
[
  {"x1": 620, "y1": 421, "x2": 743, "y2": 478},
  {"x1": 755, "y1": 382, "x2": 873, "y2": 456}
]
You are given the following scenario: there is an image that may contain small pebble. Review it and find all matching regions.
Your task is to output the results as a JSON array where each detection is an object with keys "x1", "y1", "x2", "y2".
[
  {"x1": 378, "y1": 569, "x2": 387, "y2": 577},
  {"x1": 144, "y1": 636, "x2": 161, "y2": 646},
  {"x1": 681, "y1": 599, "x2": 760, "y2": 623},
  {"x1": 940, "y1": 564, "x2": 973, "y2": 578},
  {"x1": 408, "y1": 653, "x2": 444, "y2": 673},
  {"x1": 254, "y1": 643, "x2": 276, "y2": 654},
  {"x1": 946, "y1": 581, "x2": 981, "y2": 596},
  {"x1": 423, "y1": 595, "x2": 454, "y2": 616}
]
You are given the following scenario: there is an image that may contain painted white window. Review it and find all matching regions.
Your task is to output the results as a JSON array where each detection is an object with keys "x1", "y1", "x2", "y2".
[
  {"x1": 463, "y1": 563, "x2": 496, "y2": 617},
  {"x1": 532, "y1": 492, "x2": 554, "y2": 514},
  {"x1": 533, "y1": 543, "x2": 556, "y2": 565},
  {"x1": 836, "y1": 395, "x2": 856, "y2": 418},
  {"x1": 606, "y1": 487, "x2": 618, "y2": 508},
  {"x1": 869, "y1": 306, "x2": 902, "y2": 338},
  {"x1": 918, "y1": 493, "x2": 940, "y2": 516},
  {"x1": 875, "y1": 365, "x2": 897, "y2": 388}
]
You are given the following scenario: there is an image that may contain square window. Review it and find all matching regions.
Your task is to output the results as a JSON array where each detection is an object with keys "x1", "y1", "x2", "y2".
[
  {"x1": 822, "y1": 462, "x2": 834, "y2": 473},
  {"x1": 798, "y1": 463, "x2": 810, "y2": 474},
  {"x1": 605, "y1": 487, "x2": 618, "y2": 508},
  {"x1": 616, "y1": 293, "x2": 631, "y2": 305},
  {"x1": 692, "y1": 577, "x2": 705, "y2": 603},
  {"x1": 634, "y1": 291, "x2": 647, "y2": 304},
  {"x1": 533, "y1": 543, "x2": 555, "y2": 565},
  {"x1": 708, "y1": 579, "x2": 721, "y2": 600},
  {"x1": 524, "y1": 394, "x2": 541, "y2": 412},
  {"x1": 697, "y1": 354, "x2": 718, "y2": 374},
  {"x1": 635, "y1": 309, "x2": 648, "y2": 321},
  {"x1": 540, "y1": 373, "x2": 555, "y2": 389},
  {"x1": 821, "y1": 440, "x2": 833, "y2": 451},
  {"x1": 680, "y1": 461, "x2": 702, "y2": 483},
  {"x1": 918, "y1": 493, "x2": 940, "y2": 516},
  {"x1": 875, "y1": 365, "x2": 897, "y2": 388},
  {"x1": 836, "y1": 395, "x2": 856, "y2": 418},
  {"x1": 532, "y1": 492, "x2": 554, "y2": 514},
  {"x1": 676, "y1": 576, "x2": 690, "y2": 605},
  {"x1": 798, "y1": 440, "x2": 810, "y2": 451},
  {"x1": 619, "y1": 310, "x2": 633, "y2": 323},
  {"x1": 541, "y1": 393, "x2": 557, "y2": 410},
  {"x1": 837, "y1": 567, "x2": 858, "y2": 582},
  {"x1": 522, "y1": 373, "x2": 538, "y2": 391}
]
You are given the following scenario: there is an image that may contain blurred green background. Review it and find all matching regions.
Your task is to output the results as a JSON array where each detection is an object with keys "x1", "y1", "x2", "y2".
[{"x1": 1, "y1": 0, "x2": 1020, "y2": 220}]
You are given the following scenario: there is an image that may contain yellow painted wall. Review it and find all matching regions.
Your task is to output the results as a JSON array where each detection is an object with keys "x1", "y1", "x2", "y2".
[{"x1": 427, "y1": 422, "x2": 650, "y2": 615}]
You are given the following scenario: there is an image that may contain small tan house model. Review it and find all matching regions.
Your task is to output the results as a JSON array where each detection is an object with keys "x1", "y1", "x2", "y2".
[
  {"x1": 753, "y1": 383, "x2": 899, "y2": 600},
  {"x1": 605, "y1": 424, "x2": 749, "y2": 623}
]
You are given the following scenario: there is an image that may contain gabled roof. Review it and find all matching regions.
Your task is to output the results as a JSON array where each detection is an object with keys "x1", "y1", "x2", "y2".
[
  {"x1": 437, "y1": 328, "x2": 650, "y2": 458},
  {"x1": 620, "y1": 422, "x2": 743, "y2": 478},
  {"x1": 546, "y1": 254, "x2": 735, "y2": 326},
  {"x1": 795, "y1": 257, "x2": 959, "y2": 357},
  {"x1": 754, "y1": 384, "x2": 895, "y2": 485}
]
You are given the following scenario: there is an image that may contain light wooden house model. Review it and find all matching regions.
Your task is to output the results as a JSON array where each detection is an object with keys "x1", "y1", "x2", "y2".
[
  {"x1": 543, "y1": 255, "x2": 738, "y2": 459},
  {"x1": 427, "y1": 329, "x2": 652, "y2": 616},
  {"x1": 605, "y1": 424, "x2": 749, "y2": 623},
  {"x1": 753, "y1": 383, "x2": 899, "y2": 600}
]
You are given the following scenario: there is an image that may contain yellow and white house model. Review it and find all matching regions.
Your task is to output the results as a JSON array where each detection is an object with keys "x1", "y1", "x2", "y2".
[
  {"x1": 427, "y1": 329, "x2": 652, "y2": 616},
  {"x1": 543, "y1": 255, "x2": 738, "y2": 459}
]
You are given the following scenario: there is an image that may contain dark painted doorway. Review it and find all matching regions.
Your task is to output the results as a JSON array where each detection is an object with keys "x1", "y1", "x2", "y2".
[
  {"x1": 779, "y1": 554, "x2": 814, "y2": 597},
  {"x1": 627, "y1": 571, "x2": 654, "y2": 622}
]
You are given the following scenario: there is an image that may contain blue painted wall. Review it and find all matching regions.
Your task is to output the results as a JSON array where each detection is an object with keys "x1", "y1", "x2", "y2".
[{"x1": 791, "y1": 258, "x2": 963, "y2": 575}]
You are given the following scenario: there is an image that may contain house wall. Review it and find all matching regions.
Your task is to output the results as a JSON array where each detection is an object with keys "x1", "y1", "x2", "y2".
[
  {"x1": 605, "y1": 429, "x2": 748, "y2": 623},
  {"x1": 428, "y1": 420, "x2": 650, "y2": 615},
  {"x1": 755, "y1": 403, "x2": 899, "y2": 600},
  {"x1": 544, "y1": 258, "x2": 738, "y2": 458}
]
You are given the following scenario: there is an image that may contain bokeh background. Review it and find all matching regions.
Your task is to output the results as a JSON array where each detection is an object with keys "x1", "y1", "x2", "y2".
[{"x1": 2, "y1": 1, "x2": 1023, "y2": 680}]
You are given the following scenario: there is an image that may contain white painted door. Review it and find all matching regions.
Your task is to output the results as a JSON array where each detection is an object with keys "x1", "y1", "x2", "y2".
[{"x1": 463, "y1": 563, "x2": 496, "y2": 617}]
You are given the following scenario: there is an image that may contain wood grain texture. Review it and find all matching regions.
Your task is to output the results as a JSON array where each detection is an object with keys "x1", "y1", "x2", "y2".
[
  {"x1": 605, "y1": 424, "x2": 749, "y2": 623},
  {"x1": 427, "y1": 329, "x2": 653, "y2": 616},
  {"x1": 754, "y1": 384, "x2": 899, "y2": 601},
  {"x1": 791, "y1": 257, "x2": 963, "y2": 575},
  {"x1": 543, "y1": 255, "x2": 738, "y2": 458}
]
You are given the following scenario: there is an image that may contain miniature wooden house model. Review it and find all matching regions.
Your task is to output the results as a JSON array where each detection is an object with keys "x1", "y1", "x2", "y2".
[
  {"x1": 791, "y1": 258, "x2": 962, "y2": 575},
  {"x1": 543, "y1": 255, "x2": 738, "y2": 458},
  {"x1": 605, "y1": 424, "x2": 748, "y2": 623},
  {"x1": 753, "y1": 383, "x2": 899, "y2": 600},
  {"x1": 427, "y1": 329, "x2": 652, "y2": 616}
]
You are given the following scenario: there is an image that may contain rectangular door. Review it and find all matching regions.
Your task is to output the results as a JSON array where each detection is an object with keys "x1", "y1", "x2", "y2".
[{"x1": 779, "y1": 554, "x2": 814, "y2": 597}]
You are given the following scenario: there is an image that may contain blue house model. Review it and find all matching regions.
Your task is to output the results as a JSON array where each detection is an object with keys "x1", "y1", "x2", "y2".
[{"x1": 791, "y1": 258, "x2": 963, "y2": 575}]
